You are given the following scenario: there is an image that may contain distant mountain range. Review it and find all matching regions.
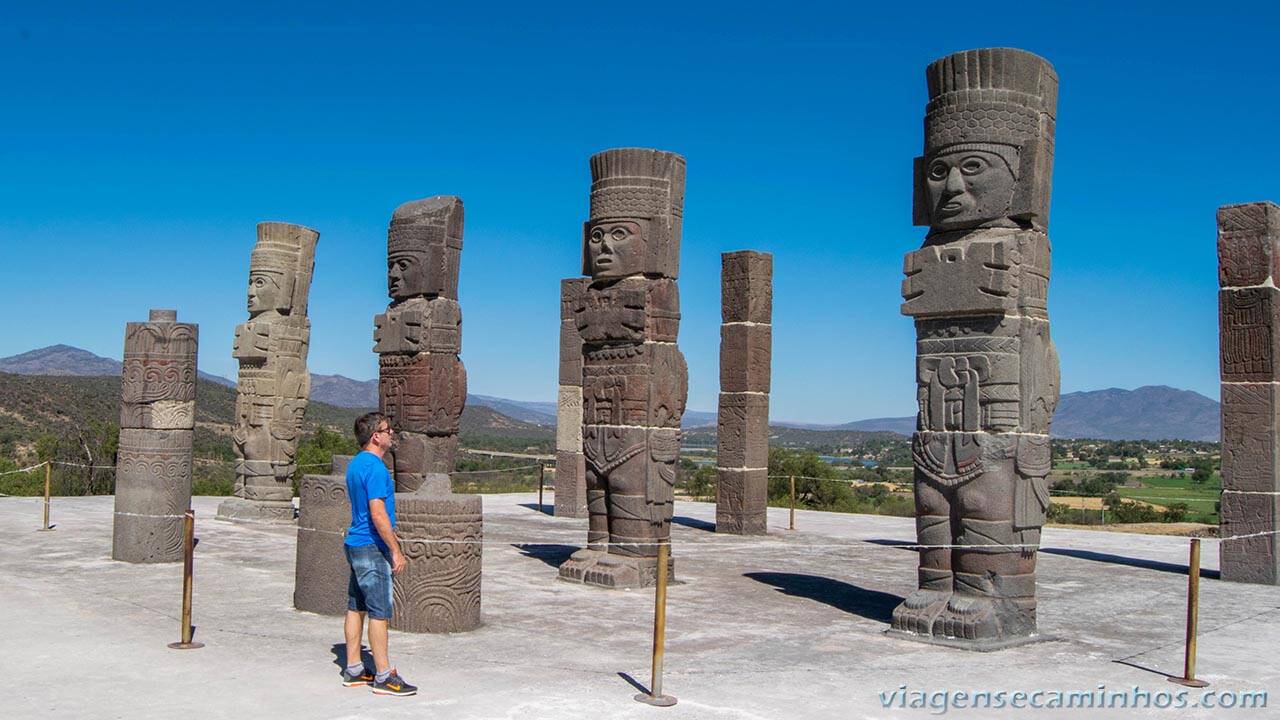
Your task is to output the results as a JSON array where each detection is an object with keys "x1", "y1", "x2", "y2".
[
  {"x1": 805, "y1": 386, "x2": 1221, "y2": 442},
  {"x1": 0, "y1": 345, "x2": 1222, "y2": 441}
]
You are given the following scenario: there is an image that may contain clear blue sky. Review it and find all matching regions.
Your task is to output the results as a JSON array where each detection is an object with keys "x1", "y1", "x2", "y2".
[{"x1": 2, "y1": 2, "x2": 1276, "y2": 423}]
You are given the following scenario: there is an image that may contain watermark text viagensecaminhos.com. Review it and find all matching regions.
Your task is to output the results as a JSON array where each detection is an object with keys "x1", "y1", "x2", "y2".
[{"x1": 878, "y1": 684, "x2": 1267, "y2": 715}]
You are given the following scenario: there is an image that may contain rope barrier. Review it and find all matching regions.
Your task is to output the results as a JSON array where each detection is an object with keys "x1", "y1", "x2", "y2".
[{"x1": 0, "y1": 461, "x2": 48, "y2": 476}]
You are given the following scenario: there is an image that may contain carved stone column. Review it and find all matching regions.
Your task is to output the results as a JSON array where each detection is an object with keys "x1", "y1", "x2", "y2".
[
  {"x1": 555, "y1": 277, "x2": 589, "y2": 517},
  {"x1": 294, "y1": 455, "x2": 353, "y2": 615},
  {"x1": 113, "y1": 308, "x2": 198, "y2": 563},
  {"x1": 889, "y1": 48, "x2": 1060, "y2": 650},
  {"x1": 375, "y1": 195, "x2": 482, "y2": 632},
  {"x1": 218, "y1": 222, "x2": 319, "y2": 523},
  {"x1": 716, "y1": 250, "x2": 772, "y2": 534},
  {"x1": 1218, "y1": 201, "x2": 1280, "y2": 584},
  {"x1": 557, "y1": 148, "x2": 688, "y2": 589}
]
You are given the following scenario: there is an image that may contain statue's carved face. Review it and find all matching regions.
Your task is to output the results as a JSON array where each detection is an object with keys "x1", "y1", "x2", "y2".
[
  {"x1": 247, "y1": 271, "x2": 287, "y2": 314},
  {"x1": 388, "y1": 252, "x2": 427, "y2": 299},
  {"x1": 925, "y1": 149, "x2": 1016, "y2": 228},
  {"x1": 587, "y1": 220, "x2": 644, "y2": 279}
]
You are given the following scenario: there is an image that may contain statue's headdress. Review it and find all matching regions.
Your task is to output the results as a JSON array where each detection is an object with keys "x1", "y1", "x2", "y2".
[
  {"x1": 914, "y1": 47, "x2": 1058, "y2": 229},
  {"x1": 584, "y1": 148, "x2": 685, "y2": 279},
  {"x1": 388, "y1": 195, "x2": 464, "y2": 300},
  {"x1": 249, "y1": 222, "x2": 320, "y2": 314}
]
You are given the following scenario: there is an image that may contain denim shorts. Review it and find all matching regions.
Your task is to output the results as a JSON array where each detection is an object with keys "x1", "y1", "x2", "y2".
[{"x1": 345, "y1": 543, "x2": 393, "y2": 620}]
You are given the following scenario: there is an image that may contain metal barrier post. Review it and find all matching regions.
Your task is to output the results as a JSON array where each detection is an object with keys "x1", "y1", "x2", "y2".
[
  {"x1": 538, "y1": 463, "x2": 545, "y2": 513},
  {"x1": 788, "y1": 475, "x2": 796, "y2": 531},
  {"x1": 38, "y1": 462, "x2": 53, "y2": 531},
  {"x1": 635, "y1": 541, "x2": 676, "y2": 707},
  {"x1": 169, "y1": 509, "x2": 204, "y2": 650},
  {"x1": 1168, "y1": 538, "x2": 1207, "y2": 687}
]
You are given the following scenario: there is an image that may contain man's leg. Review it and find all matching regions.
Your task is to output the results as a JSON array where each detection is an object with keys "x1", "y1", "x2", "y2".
[
  {"x1": 367, "y1": 618, "x2": 390, "y2": 674},
  {"x1": 344, "y1": 611, "x2": 366, "y2": 667}
]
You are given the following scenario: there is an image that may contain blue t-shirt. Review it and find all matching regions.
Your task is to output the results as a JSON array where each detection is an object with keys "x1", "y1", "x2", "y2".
[{"x1": 344, "y1": 451, "x2": 396, "y2": 551}]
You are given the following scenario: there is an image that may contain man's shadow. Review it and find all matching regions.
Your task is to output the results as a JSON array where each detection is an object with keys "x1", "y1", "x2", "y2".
[{"x1": 330, "y1": 643, "x2": 375, "y2": 671}]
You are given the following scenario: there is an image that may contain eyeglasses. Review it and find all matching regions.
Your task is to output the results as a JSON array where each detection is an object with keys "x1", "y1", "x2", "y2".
[{"x1": 376, "y1": 426, "x2": 394, "y2": 436}]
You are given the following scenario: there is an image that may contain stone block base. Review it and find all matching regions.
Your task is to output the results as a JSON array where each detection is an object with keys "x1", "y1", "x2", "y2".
[
  {"x1": 715, "y1": 467, "x2": 768, "y2": 535},
  {"x1": 111, "y1": 512, "x2": 184, "y2": 563},
  {"x1": 216, "y1": 497, "x2": 296, "y2": 524},
  {"x1": 391, "y1": 493, "x2": 483, "y2": 633},
  {"x1": 1220, "y1": 491, "x2": 1280, "y2": 584},
  {"x1": 558, "y1": 548, "x2": 675, "y2": 589},
  {"x1": 553, "y1": 451, "x2": 587, "y2": 518},
  {"x1": 294, "y1": 527, "x2": 348, "y2": 615}
]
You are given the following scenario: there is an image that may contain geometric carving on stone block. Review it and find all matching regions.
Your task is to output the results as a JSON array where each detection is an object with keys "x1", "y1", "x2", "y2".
[
  {"x1": 1218, "y1": 201, "x2": 1280, "y2": 289},
  {"x1": 389, "y1": 432, "x2": 459, "y2": 479},
  {"x1": 120, "y1": 310, "x2": 198, "y2": 431},
  {"x1": 716, "y1": 392, "x2": 769, "y2": 469},
  {"x1": 556, "y1": 385, "x2": 584, "y2": 451},
  {"x1": 374, "y1": 297, "x2": 462, "y2": 355},
  {"x1": 379, "y1": 353, "x2": 467, "y2": 435},
  {"x1": 1220, "y1": 288, "x2": 1280, "y2": 382},
  {"x1": 715, "y1": 467, "x2": 768, "y2": 535},
  {"x1": 294, "y1": 469, "x2": 353, "y2": 615},
  {"x1": 582, "y1": 342, "x2": 687, "y2": 428},
  {"x1": 721, "y1": 250, "x2": 773, "y2": 324},
  {"x1": 1221, "y1": 383, "x2": 1280, "y2": 494},
  {"x1": 719, "y1": 324, "x2": 772, "y2": 394},
  {"x1": 112, "y1": 428, "x2": 193, "y2": 563},
  {"x1": 574, "y1": 277, "x2": 680, "y2": 345},
  {"x1": 902, "y1": 233, "x2": 1051, "y2": 320},
  {"x1": 1220, "y1": 491, "x2": 1280, "y2": 585},
  {"x1": 391, "y1": 494, "x2": 483, "y2": 633},
  {"x1": 559, "y1": 320, "x2": 584, "y2": 385},
  {"x1": 554, "y1": 450, "x2": 588, "y2": 518}
]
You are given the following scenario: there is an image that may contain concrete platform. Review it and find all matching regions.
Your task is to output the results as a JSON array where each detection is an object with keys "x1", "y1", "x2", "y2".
[{"x1": 2, "y1": 494, "x2": 1277, "y2": 719}]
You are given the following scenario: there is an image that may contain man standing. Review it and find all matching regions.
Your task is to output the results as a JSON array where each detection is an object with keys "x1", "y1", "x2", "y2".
[{"x1": 341, "y1": 411, "x2": 417, "y2": 696}]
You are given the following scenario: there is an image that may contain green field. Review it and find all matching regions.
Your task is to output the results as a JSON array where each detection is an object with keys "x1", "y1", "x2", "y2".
[{"x1": 1114, "y1": 473, "x2": 1220, "y2": 524}]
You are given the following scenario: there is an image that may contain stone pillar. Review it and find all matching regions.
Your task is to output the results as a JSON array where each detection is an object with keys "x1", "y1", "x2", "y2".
[
  {"x1": 217, "y1": 222, "x2": 319, "y2": 523},
  {"x1": 555, "y1": 277, "x2": 589, "y2": 517},
  {"x1": 557, "y1": 148, "x2": 688, "y2": 589},
  {"x1": 889, "y1": 48, "x2": 1060, "y2": 650},
  {"x1": 376, "y1": 195, "x2": 482, "y2": 632},
  {"x1": 294, "y1": 455, "x2": 353, "y2": 615},
  {"x1": 1218, "y1": 201, "x2": 1280, "y2": 584},
  {"x1": 716, "y1": 251, "x2": 773, "y2": 534},
  {"x1": 113, "y1": 309, "x2": 197, "y2": 563}
]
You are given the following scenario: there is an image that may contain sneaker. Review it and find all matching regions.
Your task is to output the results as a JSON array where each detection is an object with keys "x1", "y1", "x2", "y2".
[
  {"x1": 371, "y1": 669, "x2": 417, "y2": 697},
  {"x1": 341, "y1": 666, "x2": 374, "y2": 687}
]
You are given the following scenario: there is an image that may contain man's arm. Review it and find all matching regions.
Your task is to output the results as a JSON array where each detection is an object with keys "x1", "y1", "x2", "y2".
[{"x1": 368, "y1": 498, "x2": 406, "y2": 574}]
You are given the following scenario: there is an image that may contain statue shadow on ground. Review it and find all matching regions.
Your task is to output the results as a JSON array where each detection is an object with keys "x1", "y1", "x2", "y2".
[
  {"x1": 517, "y1": 503, "x2": 554, "y2": 516},
  {"x1": 1040, "y1": 547, "x2": 1221, "y2": 580},
  {"x1": 671, "y1": 515, "x2": 716, "y2": 532},
  {"x1": 330, "y1": 643, "x2": 375, "y2": 671},
  {"x1": 513, "y1": 543, "x2": 578, "y2": 568},
  {"x1": 864, "y1": 538, "x2": 1221, "y2": 580},
  {"x1": 744, "y1": 572, "x2": 902, "y2": 624}
]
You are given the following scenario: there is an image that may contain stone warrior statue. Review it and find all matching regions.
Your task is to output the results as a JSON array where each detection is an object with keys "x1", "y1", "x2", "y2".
[
  {"x1": 217, "y1": 222, "x2": 319, "y2": 523},
  {"x1": 890, "y1": 48, "x2": 1060, "y2": 648},
  {"x1": 558, "y1": 148, "x2": 688, "y2": 589}
]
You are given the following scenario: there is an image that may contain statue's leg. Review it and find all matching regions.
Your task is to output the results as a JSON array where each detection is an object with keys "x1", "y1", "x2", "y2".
[
  {"x1": 933, "y1": 459, "x2": 1037, "y2": 643},
  {"x1": 892, "y1": 472, "x2": 953, "y2": 635},
  {"x1": 583, "y1": 430, "x2": 650, "y2": 588}
]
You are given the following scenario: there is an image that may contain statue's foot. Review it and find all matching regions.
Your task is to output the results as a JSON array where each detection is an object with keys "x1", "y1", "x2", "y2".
[
  {"x1": 582, "y1": 554, "x2": 643, "y2": 589},
  {"x1": 931, "y1": 594, "x2": 1000, "y2": 641},
  {"x1": 891, "y1": 590, "x2": 950, "y2": 636},
  {"x1": 557, "y1": 548, "x2": 604, "y2": 583}
]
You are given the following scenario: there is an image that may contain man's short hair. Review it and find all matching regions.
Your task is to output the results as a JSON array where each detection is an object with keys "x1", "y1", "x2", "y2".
[{"x1": 354, "y1": 412, "x2": 388, "y2": 448}]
